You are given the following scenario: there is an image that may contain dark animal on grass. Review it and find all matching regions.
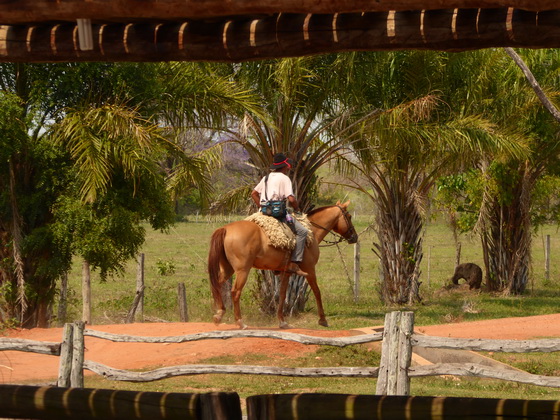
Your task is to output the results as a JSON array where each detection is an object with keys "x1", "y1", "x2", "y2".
[
  {"x1": 208, "y1": 201, "x2": 358, "y2": 330},
  {"x1": 451, "y1": 263, "x2": 483, "y2": 289}
]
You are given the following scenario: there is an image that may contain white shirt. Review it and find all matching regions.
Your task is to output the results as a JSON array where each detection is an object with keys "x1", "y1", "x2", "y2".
[{"x1": 254, "y1": 172, "x2": 294, "y2": 204}]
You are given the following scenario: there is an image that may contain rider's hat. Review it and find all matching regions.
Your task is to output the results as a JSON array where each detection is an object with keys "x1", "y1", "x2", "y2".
[{"x1": 270, "y1": 153, "x2": 294, "y2": 170}]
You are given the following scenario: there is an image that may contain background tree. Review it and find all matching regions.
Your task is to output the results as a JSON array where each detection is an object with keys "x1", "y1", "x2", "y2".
[
  {"x1": 341, "y1": 51, "x2": 528, "y2": 304},
  {"x1": 0, "y1": 63, "x2": 95, "y2": 327},
  {"x1": 0, "y1": 62, "x2": 259, "y2": 327},
  {"x1": 440, "y1": 49, "x2": 560, "y2": 294}
]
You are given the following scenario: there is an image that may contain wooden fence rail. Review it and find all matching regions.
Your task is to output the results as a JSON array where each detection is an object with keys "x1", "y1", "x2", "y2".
[
  {"x1": 0, "y1": 339, "x2": 60, "y2": 355},
  {"x1": 3, "y1": 311, "x2": 560, "y2": 388},
  {"x1": 84, "y1": 361, "x2": 380, "y2": 382},
  {"x1": 83, "y1": 328, "x2": 383, "y2": 346},
  {"x1": 2, "y1": 311, "x2": 560, "y2": 418}
]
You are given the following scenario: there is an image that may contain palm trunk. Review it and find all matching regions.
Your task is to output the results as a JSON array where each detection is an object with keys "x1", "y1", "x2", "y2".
[
  {"x1": 481, "y1": 166, "x2": 533, "y2": 294},
  {"x1": 374, "y1": 174, "x2": 423, "y2": 305},
  {"x1": 9, "y1": 161, "x2": 27, "y2": 321},
  {"x1": 256, "y1": 270, "x2": 308, "y2": 316}
]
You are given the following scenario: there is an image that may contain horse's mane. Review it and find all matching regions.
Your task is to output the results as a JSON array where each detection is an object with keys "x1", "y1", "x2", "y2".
[{"x1": 306, "y1": 205, "x2": 334, "y2": 217}]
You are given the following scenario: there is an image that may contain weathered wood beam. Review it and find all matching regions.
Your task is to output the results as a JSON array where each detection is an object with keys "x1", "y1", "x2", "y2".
[
  {"x1": 246, "y1": 393, "x2": 560, "y2": 420},
  {"x1": 0, "y1": 338, "x2": 61, "y2": 355},
  {"x1": 84, "y1": 328, "x2": 382, "y2": 346},
  {"x1": 1, "y1": 9, "x2": 559, "y2": 63},
  {"x1": 412, "y1": 334, "x2": 560, "y2": 352},
  {"x1": 409, "y1": 362, "x2": 560, "y2": 387},
  {"x1": 0, "y1": 384, "x2": 241, "y2": 420},
  {"x1": 0, "y1": 0, "x2": 558, "y2": 24},
  {"x1": 84, "y1": 360, "x2": 380, "y2": 382}
]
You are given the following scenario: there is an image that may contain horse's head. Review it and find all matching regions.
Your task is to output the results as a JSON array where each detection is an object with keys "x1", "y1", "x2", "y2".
[{"x1": 334, "y1": 200, "x2": 358, "y2": 244}]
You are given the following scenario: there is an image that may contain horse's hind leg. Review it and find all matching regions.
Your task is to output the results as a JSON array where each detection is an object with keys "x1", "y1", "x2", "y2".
[
  {"x1": 232, "y1": 269, "x2": 250, "y2": 330},
  {"x1": 213, "y1": 265, "x2": 234, "y2": 325},
  {"x1": 277, "y1": 272, "x2": 291, "y2": 329}
]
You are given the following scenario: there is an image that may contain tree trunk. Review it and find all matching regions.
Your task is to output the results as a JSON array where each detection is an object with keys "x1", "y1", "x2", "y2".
[
  {"x1": 57, "y1": 273, "x2": 68, "y2": 326},
  {"x1": 36, "y1": 300, "x2": 50, "y2": 328},
  {"x1": 504, "y1": 48, "x2": 560, "y2": 124},
  {"x1": 481, "y1": 165, "x2": 533, "y2": 294},
  {"x1": 374, "y1": 175, "x2": 423, "y2": 305},
  {"x1": 256, "y1": 270, "x2": 308, "y2": 316}
]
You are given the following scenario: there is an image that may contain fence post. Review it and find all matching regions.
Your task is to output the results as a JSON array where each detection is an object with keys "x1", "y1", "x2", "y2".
[
  {"x1": 353, "y1": 241, "x2": 360, "y2": 303},
  {"x1": 178, "y1": 282, "x2": 189, "y2": 322},
  {"x1": 82, "y1": 261, "x2": 91, "y2": 325},
  {"x1": 376, "y1": 311, "x2": 398, "y2": 395},
  {"x1": 57, "y1": 323, "x2": 74, "y2": 387},
  {"x1": 126, "y1": 286, "x2": 145, "y2": 324},
  {"x1": 545, "y1": 234, "x2": 550, "y2": 283},
  {"x1": 57, "y1": 273, "x2": 68, "y2": 327},
  {"x1": 396, "y1": 311, "x2": 414, "y2": 395},
  {"x1": 427, "y1": 246, "x2": 431, "y2": 289},
  {"x1": 376, "y1": 311, "x2": 413, "y2": 396},
  {"x1": 70, "y1": 321, "x2": 85, "y2": 387},
  {"x1": 136, "y1": 253, "x2": 145, "y2": 321}
]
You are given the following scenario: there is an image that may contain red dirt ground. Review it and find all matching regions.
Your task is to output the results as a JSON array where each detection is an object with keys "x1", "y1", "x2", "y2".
[{"x1": 1, "y1": 313, "x2": 559, "y2": 384}]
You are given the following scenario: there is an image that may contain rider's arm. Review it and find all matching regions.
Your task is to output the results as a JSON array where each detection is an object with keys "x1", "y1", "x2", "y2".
[
  {"x1": 287, "y1": 195, "x2": 300, "y2": 213},
  {"x1": 251, "y1": 190, "x2": 261, "y2": 207}
]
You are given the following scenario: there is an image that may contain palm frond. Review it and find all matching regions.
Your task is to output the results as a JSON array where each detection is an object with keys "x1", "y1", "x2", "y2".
[
  {"x1": 50, "y1": 103, "x2": 164, "y2": 203},
  {"x1": 155, "y1": 62, "x2": 265, "y2": 128},
  {"x1": 210, "y1": 184, "x2": 254, "y2": 214}
]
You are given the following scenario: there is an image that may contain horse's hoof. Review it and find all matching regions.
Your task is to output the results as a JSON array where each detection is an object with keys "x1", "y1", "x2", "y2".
[
  {"x1": 237, "y1": 320, "x2": 248, "y2": 330},
  {"x1": 213, "y1": 310, "x2": 225, "y2": 325},
  {"x1": 318, "y1": 318, "x2": 329, "y2": 327},
  {"x1": 279, "y1": 321, "x2": 292, "y2": 329}
]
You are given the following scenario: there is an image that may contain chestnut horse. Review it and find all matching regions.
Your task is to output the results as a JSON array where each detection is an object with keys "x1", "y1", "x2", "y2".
[{"x1": 208, "y1": 200, "x2": 358, "y2": 329}]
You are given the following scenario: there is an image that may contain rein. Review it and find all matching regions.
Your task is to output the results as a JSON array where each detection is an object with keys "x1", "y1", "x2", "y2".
[{"x1": 309, "y1": 205, "x2": 357, "y2": 247}]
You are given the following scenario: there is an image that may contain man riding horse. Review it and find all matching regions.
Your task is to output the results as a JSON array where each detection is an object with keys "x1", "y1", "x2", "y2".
[
  {"x1": 251, "y1": 153, "x2": 308, "y2": 278},
  {"x1": 208, "y1": 153, "x2": 358, "y2": 329}
]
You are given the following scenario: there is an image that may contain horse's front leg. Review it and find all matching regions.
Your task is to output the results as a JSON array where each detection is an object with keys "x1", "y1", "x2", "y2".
[
  {"x1": 306, "y1": 268, "x2": 328, "y2": 327},
  {"x1": 277, "y1": 272, "x2": 291, "y2": 329},
  {"x1": 232, "y1": 269, "x2": 250, "y2": 329}
]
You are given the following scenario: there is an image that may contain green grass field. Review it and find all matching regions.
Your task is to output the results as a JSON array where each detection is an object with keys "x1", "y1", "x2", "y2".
[
  {"x1": 58, "y1": 215, "x2": 560, "y2": 329},
  {"x1": 55, "y1": 215, "x2": 560, "y2": 401}
]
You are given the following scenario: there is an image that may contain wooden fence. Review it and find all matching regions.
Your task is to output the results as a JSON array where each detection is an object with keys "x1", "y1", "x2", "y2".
[{"x1": 1, "y1": 311, "x2": 560, "y2": 419}]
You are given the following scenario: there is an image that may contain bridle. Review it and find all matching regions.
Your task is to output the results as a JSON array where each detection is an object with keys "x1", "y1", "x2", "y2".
[{"x1": 309, "y1": 205, "x2": 358, "y2": 246}]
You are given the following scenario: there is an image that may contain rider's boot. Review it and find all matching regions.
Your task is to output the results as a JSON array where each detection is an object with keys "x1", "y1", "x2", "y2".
[{"x1": 286, "y1": 262, "x2": 308, "y2": 277}]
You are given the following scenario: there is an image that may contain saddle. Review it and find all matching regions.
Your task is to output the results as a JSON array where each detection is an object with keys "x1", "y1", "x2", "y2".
[{"x1": 245, "y1": 212, "x2": 312, "y2": 250}]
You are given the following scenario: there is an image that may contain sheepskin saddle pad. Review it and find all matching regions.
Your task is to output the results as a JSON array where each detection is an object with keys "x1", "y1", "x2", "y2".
[{"x1": 245, "y1": 212, "x2": 313, "y2": 250}]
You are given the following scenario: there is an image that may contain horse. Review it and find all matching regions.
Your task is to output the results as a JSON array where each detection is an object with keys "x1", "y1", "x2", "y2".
[{"x1": 207, "y1": 200, "x2": 358, "y2": 329}]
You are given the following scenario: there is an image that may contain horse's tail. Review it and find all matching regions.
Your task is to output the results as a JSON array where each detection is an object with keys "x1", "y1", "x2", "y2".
[{"x1": 208, "y1": 227, "x2": 228, "y2": 306}]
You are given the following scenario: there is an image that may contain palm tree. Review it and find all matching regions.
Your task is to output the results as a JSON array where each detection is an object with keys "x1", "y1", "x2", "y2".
[
  {"x1": 214, "y1": 56, "x2": 370, "y2": 314},
  {"x1": 217, "y1": 57, "x2": 360, "y2": 208},
  {"x1": 340, "y1": 51, "x2": 529, "y2": 304},
  {"x1": 444, "y1": 49, "x2": 560, "y2": 294}
]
